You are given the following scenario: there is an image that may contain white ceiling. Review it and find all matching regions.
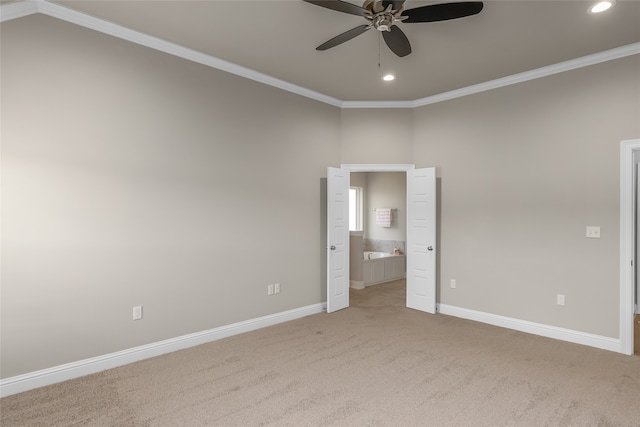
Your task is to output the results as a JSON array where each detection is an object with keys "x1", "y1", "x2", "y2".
[{"x1": 5, "y1": 1, "x2": 640, "y2": 103}]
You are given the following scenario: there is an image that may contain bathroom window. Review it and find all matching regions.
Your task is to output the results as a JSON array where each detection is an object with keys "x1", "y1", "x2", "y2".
[{"x1": 349, "y1": 186, "x2": 363, "y2": 231}]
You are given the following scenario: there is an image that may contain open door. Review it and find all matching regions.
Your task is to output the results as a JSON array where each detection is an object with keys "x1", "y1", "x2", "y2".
[
  {"x1": 406, "y1": 167, "x2": 437, "y2": 313},
  {"x1": 636, "y1": 162, "x2": 639, "y2": 315},
  {"x1": 327, "y1": 167, "x2": 350, "y2": 313}
]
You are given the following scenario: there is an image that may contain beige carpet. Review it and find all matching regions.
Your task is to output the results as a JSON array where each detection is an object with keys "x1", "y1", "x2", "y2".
[{"x1": 2, "y1": 279, "x2": 639, "y2": 426}]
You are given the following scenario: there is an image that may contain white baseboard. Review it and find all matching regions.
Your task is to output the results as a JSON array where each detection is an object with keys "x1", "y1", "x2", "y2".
[
  {"x1": 438, "y1": 304, "x2": 622, "y2": 353},
  {"x1": 350, "y1": 280, "x2": 365, "y2": 290},
  {"x1": 0, "y1": 303, "x2": 326, "y2": 398}
]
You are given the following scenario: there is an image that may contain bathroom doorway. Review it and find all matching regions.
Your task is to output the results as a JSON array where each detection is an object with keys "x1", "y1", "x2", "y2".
[
  {"x1": 327, "y1": 164, "x2": 436, "y2": 314},
  {"x1": 349, "y1": 171, "x2": 407, "y2": 289}
]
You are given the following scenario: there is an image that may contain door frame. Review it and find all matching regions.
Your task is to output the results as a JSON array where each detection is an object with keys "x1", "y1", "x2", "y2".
[{"x1": 620, "y1": 139, "x2": 639, "y2": 355}]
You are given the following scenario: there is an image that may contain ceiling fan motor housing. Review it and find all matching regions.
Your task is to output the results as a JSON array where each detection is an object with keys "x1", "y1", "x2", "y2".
[
  {"x1": 366, "y1": 1, "x2": 408, "y2": 32},
  {"x1": 374, "y1": 15, "x2": 393, "y2": 31}
]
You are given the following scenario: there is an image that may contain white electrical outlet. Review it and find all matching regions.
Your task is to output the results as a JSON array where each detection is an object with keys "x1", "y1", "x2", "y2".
[
  {"x1": 268, "y1": 284, "x2": 274, "y2": 295},
  {"x1": 586, "y1": 226, "x2": 600, "y2": 238},
  {"x1": 274, "y1": 283, "x2": 280, "y2": 294},
  {"x1": 450, "y1": 279, "x2": 456, "y2": 289},
  {"x1": 557, "y1": 294, "x2": 565, "y2": 306},
  {"x1": 133, "y1": 306, "x2": 143, "y2": 320}
]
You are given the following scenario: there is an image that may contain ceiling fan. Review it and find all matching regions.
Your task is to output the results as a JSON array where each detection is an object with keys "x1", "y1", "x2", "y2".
[{"x1": 303, "y1": 0, "x2": 483, "y2": 57}]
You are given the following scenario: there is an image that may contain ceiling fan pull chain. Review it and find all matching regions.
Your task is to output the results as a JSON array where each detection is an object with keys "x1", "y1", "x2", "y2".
[{"x1": 378, "y1": 32, "x2": 381, "y2": 68}]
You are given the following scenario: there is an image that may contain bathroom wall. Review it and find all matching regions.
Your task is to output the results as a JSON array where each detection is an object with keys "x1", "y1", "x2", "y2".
[
  {"x1": 349, "y1": 172, "x2": 367, "y2": 284},
  {"x1": 349, "y1": 234, "x2": 364, "y2": 285},
  {"x1": 350, "y1": 172, "x2": 367, "y2": 189},
  {"x1": 350, "y1": 171, "x2": 368, "y2": 232},
  {"x1": 365, "y1": 172, "x2": 406, "y2": 244},
  {"x1": 349, "y1": 172, "x2": 407, "y2": 255}
]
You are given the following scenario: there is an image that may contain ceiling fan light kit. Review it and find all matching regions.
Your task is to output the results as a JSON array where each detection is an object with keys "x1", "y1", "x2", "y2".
[{"x1": 303, "y1": 0, "x2": 484, "y2": 57}]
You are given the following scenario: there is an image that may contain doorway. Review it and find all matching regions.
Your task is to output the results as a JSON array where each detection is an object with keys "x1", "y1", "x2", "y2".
[
  {"x1": 327, "y1": 164, "x2": 437, "y2": 314},
  {"x1": 349, "y1": 171, "x2": 406, "y2": 290}
]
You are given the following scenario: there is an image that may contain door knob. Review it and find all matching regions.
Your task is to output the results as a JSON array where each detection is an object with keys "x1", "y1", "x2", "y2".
[
  {"x1": 330, "y1": 245, "x2": 336, "y2": 250},
  {"x1": 427, "y1": 246, "x2": 433, "y2": 251}
]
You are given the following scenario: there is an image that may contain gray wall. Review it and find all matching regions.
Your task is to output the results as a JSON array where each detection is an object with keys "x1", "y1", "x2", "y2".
[
  {"x1": 364, "y1": 172, "x2": 406, "y2": 242},
  {"x1": 340, "y1": 109, "x2": 414, "y2": 164},
  {"x1": 2, "y1": 12, "x2": 639, "y2": 380},
  {"x1": 348, "y1": 172, "x2": 407, "y2": 242},
  {"x1": 412, "y1": 55, "x2": 640, "y2": 338},
  {"x1": 1, "y1": 15, "x2": 340, "y2": 378}
]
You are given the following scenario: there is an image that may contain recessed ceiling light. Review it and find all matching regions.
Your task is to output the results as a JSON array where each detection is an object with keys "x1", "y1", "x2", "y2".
[
  {"x1": 588, "y1": 0, "x2": 615, "y2": 14},
  {"x1": 382, "y1": 74, "x2": 395, "y2": 82}
]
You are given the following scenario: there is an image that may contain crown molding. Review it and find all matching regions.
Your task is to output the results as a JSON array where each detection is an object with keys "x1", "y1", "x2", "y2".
[
  {"x1": 1, "y1": 0, "x2": 343, "y2": 108},
  {"x1": 409, "y1": 42, "x2": 640, "y2": 108},
  {"x1": 0, "y1": 0, "x2": 38, "y2": 21},
  {"x1": 2, "y1": 1, "x2": 639, "y2": 109},
  {"x1": 342, "y1": 42, "x2": 640, "y2": 109},
  {"x1": 341, "y1": 101, "x2": 414, "y2": 109}
]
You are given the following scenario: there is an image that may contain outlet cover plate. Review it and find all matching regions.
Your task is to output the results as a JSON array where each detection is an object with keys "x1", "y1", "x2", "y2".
[{"x1": 586, "y1": 226, "x2": 600, "y2": 238}]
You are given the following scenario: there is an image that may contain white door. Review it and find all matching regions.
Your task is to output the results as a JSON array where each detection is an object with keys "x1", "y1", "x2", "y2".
[
  {"x1": 406, "y1": 168, "x2": 437, "y2": 313},
  {"x1": 636, "y1": 163, "x2": 639, "y2": 314},
  {"x1": 327, "y1": 167, "x2": 350, "y2": 313}
]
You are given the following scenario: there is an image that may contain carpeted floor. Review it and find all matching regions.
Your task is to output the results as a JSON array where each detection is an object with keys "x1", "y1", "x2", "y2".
[{"x1": 1, "y1": 279, "x2": 639, "y2": 426}]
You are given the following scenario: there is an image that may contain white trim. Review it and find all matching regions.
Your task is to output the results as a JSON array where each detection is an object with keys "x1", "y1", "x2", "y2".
[
  {"x1": 2, "y1": 2, "x2": 637, "y2": 109},
  {"x1": 620, "y1": 139, "x2": 640, "y2": 355},
  {"x1": 341, "y1": 43, "x2": 640, "y2": 109},
  {"x1": 0, "y1": 0, "x2": 38, "y2": 21},
  {"x1": 350, "y1": 280, "x2": 365, "y2": 290},
  {"x1": 0, "y1": 302, "x2": 325, "y2": 398},
  {"x1": 341, "y1": 164, "x2": 415, "y2": 172},
  {"x1": 438, "y1": 304, "x2": 622, "y2": 353},
  {"x1": 2, "y1": 1, "x2": 342, "y2": 107},
  {"x1": 342, "y1": 101, "x2": 414, "y2": 109},
  {"x1": 407, "y1": 43, "x2": 640, "y2": 108}
]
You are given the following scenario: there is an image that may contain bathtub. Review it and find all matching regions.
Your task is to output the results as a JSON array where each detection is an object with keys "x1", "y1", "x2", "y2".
[
  {"x1": 363, "y1": 251, "x2": 393, "y2": 260},
  {"x1": 362, "y1": 252, "x2": 405, "y2": 286}
]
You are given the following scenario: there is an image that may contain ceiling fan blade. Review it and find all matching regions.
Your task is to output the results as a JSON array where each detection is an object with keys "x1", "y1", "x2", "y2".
[
  {"x1": 382, "y1": 0, "x2": 406, "y2": 10},
  {"x1": 316, "y1": 25, "x2": 371, "y2": 51},
  {"x1": 303, "y1": 0, "x2": 369, "y2": 17},
  {"x1": 403, "y1": 2, "x2": 483, "y2": 23},
  {"x1": 382, "y1": 26, "x2": 411, "y2": 57}
]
